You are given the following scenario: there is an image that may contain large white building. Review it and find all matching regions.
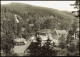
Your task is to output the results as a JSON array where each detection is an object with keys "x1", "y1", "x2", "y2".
[
  {"x1": 36, "y1": 29, "x2": 68, "y2": 46},
  {"x1": 13, "y1": 38, "x2": 28, "y2": 55}
]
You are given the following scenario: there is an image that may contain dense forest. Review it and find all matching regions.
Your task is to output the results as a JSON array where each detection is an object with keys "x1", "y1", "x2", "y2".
[{"x1": 1, "y1": 2, "x2": 79, "y2": 56}]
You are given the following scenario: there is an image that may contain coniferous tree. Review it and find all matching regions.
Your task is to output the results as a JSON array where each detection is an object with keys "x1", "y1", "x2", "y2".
[
  {"x1": 41, "y1": 37, "x2": 57, "y2": 56},
  {"x1": 59, "y1": 35, "x2": 66, "y2": 49},
  {"x1": 29, "y1": 37, "x2": 42, "y2": 56},
  {"x1": 71, "y1": 0, "x2": 80, "y2": 17}
]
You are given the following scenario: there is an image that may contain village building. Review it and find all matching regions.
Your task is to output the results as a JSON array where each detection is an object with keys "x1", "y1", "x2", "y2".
[
  {"x1": 36, "y1": 29, "x2": 68, "y2": 46},
  {"x1": 71, "y1": 27, "x2": 79, "y2": 40},
  {"x1": 12, "y1": 28, "x2": 68, "y2": 56},
  {"x1": 13, "y1": 34, "x2": 35, "y2": 56},
  {"x1": 14, "y1": 38, "x2": 27, "y2": 46},
  {"x1": 36, "y1": 29, "x2": 54, "y2": 46},
  {"x1": 13, "y1": 37, "x2": 32, "y2": 56},
  {"x1": 54, "y1": 29, "x2": 68, "y2": 41},
  {"x1": 76, "y1": 27, "x2": 79, "y2": 38}
]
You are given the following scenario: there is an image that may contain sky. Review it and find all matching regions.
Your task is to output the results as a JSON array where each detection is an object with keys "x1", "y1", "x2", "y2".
[{"x1": 1, "y1": 1, "x2": 77, "y2": 12}]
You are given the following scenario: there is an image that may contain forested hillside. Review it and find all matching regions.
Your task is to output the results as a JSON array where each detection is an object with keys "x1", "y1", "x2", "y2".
[
  {"x1": 1, "y1": 3, "x2": 79, "y2": 56},
  {"x1": 1, "y1": 3, "x2": 78, "y2": 30}
]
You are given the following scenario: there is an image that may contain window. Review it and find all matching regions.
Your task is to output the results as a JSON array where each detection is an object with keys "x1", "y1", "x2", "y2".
[{"x1": 15, "y1": 42, "x2": 25, "y2": 46}]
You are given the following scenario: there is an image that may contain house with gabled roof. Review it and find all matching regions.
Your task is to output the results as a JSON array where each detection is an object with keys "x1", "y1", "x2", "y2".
[
  {"x1": 13, "y1": 37, "x2": 33, "y2": 56},
  {"x1": 36, "y1": 29, "x2": 58, "y2": 46},
  {"x1": 36, "y1": 29, "x2": 68, "y2": 46}
]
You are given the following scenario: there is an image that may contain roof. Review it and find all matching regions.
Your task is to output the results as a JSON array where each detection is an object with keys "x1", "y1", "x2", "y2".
[
  {"x1": 29, "y1": 24, "x2": 34, "y2": 27},
  {"x1": 21, "y1": 27, "x2": 25, "y2": 32},
  {"x1": 76, "y1": 27, "x2": 79, "y2": 31},
  {"x1": 55, "y1": 30, "x2": 68, "y2": 34},
  {"x1": 37, "y1": 29, "x2": 54, "y2": 33},
  {"x1": 13, "y1": 39, "x2": 32, "y2": 54},
  {"x1": 40, "y1": 36, "x2": 48, "y2": 40},
  {"x1": 14, "y1": 38, "x2": 26, "y2": 42}
]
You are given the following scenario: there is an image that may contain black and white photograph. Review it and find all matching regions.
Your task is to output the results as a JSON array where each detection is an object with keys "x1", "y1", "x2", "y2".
[{"x1": 1, "y1": 0, "x2": 80, "y2": 56}]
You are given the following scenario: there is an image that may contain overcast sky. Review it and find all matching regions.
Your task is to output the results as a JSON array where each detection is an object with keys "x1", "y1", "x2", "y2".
[{"x1": 1, "y1": 1, "x2": 77, "y2": 12}]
